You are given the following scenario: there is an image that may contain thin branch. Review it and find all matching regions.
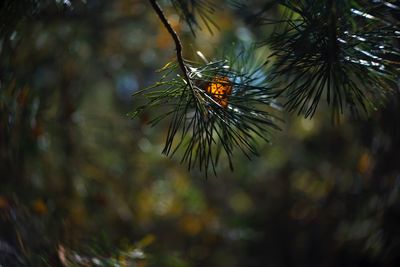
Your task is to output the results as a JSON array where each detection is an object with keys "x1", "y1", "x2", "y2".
[{"x1": 149, "y1": 0, "x2": 195, "y2": 92}]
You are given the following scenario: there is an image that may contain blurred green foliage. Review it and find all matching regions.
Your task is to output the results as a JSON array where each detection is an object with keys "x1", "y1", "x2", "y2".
[{"x1": 1, "y1": 0, "x2": 400, "y2": 266}]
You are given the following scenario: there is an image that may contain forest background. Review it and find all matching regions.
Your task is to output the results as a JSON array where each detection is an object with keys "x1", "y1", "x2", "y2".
[{"x1": 1, "y1": 0, "x2": 400, "y2": 266}]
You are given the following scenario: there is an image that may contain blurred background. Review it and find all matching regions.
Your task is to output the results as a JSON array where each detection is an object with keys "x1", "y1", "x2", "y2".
[{"x1": 1, "y1": 0, "x2": 400, "y2": 266}]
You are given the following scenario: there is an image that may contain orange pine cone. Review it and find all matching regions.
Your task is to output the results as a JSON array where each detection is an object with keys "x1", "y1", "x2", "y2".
[{"x1": 206, "y1": 76, "x2": 232, "y2": 108}]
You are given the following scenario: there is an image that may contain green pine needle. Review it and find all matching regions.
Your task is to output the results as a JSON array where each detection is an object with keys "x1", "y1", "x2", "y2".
[
  {"x1": 267, "y1": 0, "x2": 400, "y2": 118},
  {"x1": 132, "y1": 51, "x2": 281, "y2": 176}
]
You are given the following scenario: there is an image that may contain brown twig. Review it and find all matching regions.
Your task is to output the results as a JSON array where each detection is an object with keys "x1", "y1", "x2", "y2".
[{"x1": 149, "y1": 0, "x2": 194, "y2": 92}]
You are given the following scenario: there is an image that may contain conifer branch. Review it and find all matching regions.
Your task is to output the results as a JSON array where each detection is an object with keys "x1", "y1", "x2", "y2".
[
  {"x1": 131, "y1": 45, "x2": 282, "y2": 175},
  {"x1": 149, "y1": 0, "x2": 195, "y2": 92}
]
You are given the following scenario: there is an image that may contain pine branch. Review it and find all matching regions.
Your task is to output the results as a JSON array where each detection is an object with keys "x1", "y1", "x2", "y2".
[
  {"x1": 131, "y1": 47, "x2": 282, "y2": 176},
  {"x1": 149, "y1": 0, "x2": 195, "y2": 92},
  {"x1": 264, "y1": 0, "x2": 400, "y2": 118}
]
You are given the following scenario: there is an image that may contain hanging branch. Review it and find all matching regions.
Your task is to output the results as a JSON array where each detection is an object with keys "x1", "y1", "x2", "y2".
[
  {"x1": 131, "y1": 46, "x2": 282, "y2": 175},
  {"x1": 148, "y1": 0, "x2": 195, "y2": 92},
  {"x1": 134, "y1": 2, "x2": 282, "y2": 175}
]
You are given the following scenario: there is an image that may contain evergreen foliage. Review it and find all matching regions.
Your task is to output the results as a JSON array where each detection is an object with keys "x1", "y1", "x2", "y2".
[
  {"x1": 267, "y1": 0, "x2": 400, "y2": 118},
  {"x1": 133, "y1": 0, "x2": 400, "y2": 174},
  {"x1": 133, "y1": 50, "x2": 280, "y2": 175}
]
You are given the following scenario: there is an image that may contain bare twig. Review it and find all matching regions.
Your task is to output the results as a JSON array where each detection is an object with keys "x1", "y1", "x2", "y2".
[{"x1": 149, "y1": 0, "x2": 194, "y2": 92}]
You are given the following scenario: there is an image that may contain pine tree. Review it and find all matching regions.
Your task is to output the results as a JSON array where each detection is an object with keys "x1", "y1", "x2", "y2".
[{"x1": 132, "y1": 0, "x2": 400, "y2": 175}]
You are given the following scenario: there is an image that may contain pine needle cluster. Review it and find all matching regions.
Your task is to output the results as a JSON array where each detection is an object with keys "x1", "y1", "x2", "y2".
[
  {"x1": 267, "y1": 0, "x2": 400, "y2": 118},
  {"x1": 132, "y1": 50, "x2": 281, "y2": 175}
]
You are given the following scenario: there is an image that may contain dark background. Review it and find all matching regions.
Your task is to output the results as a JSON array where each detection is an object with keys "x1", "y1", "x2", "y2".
[{"x1": 1, "y1": 0, "x2": 400, "y2": 266}]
